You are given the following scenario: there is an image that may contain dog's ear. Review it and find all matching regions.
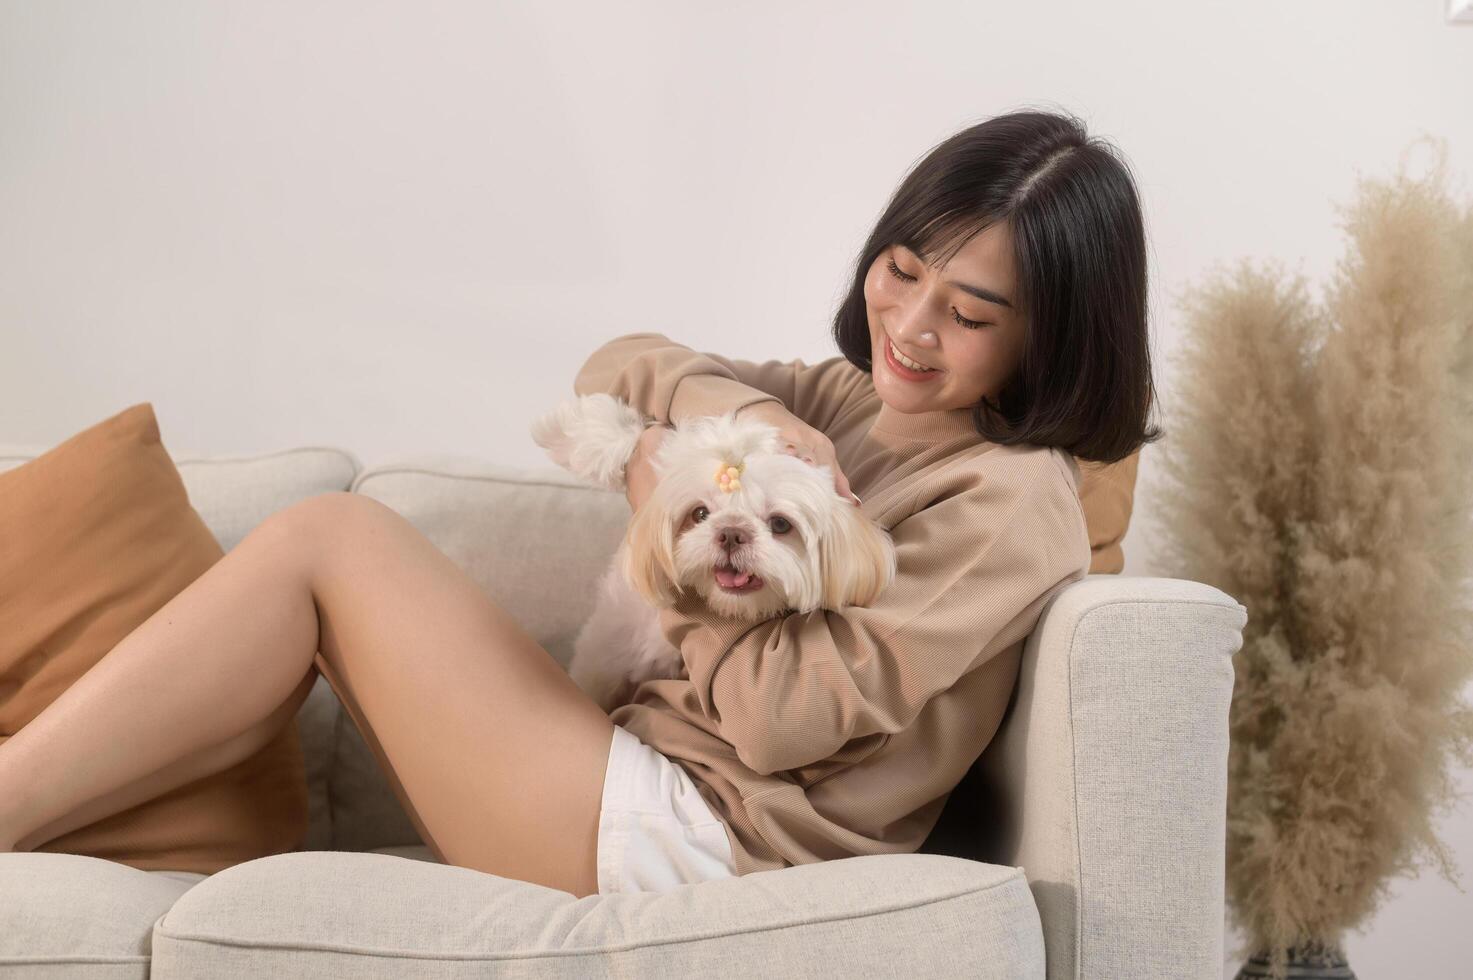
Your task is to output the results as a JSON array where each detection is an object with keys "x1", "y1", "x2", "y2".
[
  {"x1": 530, "y1": 394, "x2": 649, "y2": 491},
  {"x1": 622, "y1": 496, "x2": 682, "y2": 607},
  {"x1": 528, "y1": 401, "x2": 578, "y2": 470},
  {"x1": 818, "y1": 505, "x2": 898, "y2": 609}
]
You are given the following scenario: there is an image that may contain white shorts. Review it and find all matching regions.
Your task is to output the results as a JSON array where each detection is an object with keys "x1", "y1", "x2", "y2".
[{"x1": 597, "y1": 724, "x2": 739, "y2": 895}]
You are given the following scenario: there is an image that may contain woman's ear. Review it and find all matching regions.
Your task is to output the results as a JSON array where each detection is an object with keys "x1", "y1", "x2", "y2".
[
  {"x1": 819, "y1": 505, "x2": 898, "y2": 609},
  {"x1": 622, "y1": 496, "x2": 682, "y2": 607}
]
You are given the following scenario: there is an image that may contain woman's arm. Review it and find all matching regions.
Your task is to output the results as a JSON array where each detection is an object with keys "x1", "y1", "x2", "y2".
[
  {"x1": 652, "y1": 447, "x2": 1091, "y2": 776},
  {"x1": 573, "y1": 331, "x2": 867, "y2": 432}
]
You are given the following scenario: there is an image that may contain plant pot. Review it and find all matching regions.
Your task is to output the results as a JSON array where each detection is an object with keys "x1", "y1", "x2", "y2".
[{"x1": 1233, "y1": 939, "x2": 1355, "y2": 979}]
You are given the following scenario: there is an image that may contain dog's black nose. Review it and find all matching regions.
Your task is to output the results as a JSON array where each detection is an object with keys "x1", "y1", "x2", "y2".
[{"x1": 718, "y1": 527, "x2": 749, "y2": 550}]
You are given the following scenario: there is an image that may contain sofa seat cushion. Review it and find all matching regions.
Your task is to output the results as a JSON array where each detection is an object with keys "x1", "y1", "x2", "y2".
[
  {"x1": 0, "y1": 853, "x2": 205, "y2": 979},
  {"x1": 151, "y1": 850, "x2": 1044, "y2": 978}
]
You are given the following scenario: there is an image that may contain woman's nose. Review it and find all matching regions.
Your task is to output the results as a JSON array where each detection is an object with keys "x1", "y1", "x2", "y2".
[{"x1": 890, "y1": 307, "x2": 941, "y2": 350}]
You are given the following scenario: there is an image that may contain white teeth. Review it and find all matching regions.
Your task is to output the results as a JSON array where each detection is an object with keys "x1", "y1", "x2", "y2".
[{"x1": 889, "y1": 338, "x2": 935, "y2": 372}]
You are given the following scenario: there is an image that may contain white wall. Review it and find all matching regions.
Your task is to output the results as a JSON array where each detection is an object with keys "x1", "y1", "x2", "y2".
[{"x1": 2, "y1": 1, "x2": 1469, "y2": 973}]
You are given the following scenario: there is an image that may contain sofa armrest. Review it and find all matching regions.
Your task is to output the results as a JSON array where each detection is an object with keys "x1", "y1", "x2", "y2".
[{"x1": 977, "y1": 574, "x2": 1247, "y2": 980}]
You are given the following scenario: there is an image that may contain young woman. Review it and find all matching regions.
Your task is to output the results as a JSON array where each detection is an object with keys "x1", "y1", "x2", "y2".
[{"x1": 0, "y1": 109, "x2": 1158, "y2": 900}]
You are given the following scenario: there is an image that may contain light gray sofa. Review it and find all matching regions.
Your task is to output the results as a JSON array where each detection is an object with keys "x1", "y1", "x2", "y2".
[{"x1": 0, "y1": 443, "x2": 1248, "y2": 979}]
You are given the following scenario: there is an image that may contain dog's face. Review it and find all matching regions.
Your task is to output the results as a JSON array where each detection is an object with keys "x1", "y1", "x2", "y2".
[{"x1": 622, "y1": 414, "x2": 897, "y2": 619}]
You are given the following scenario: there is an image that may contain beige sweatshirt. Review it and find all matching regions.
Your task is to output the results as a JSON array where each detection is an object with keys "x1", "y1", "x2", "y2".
[{"x1": 572, "y1": 331, "x2": 1139, "y2": 878}]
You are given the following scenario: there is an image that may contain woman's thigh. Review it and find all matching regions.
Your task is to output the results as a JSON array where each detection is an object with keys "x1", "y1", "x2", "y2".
[{"x1": 265, "y1": 491, "x2": 615, "y2": 899}]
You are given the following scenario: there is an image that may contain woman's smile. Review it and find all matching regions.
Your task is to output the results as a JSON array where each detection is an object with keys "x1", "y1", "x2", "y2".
[{"x1": 883, "y1": 334, "x2": 943, "y2": 381}]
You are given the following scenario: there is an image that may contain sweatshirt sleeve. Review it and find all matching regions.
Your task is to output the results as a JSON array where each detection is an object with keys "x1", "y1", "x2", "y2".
[
  {"x1": 573, "y1": 331, "x2": 866, "y2": 432},
  {"x1": 653, "y1": 450, "x2": 1092, "y2": 776},
  {"x1": 1077, "y1": 447, "x2": 1141, "y2": 574}
]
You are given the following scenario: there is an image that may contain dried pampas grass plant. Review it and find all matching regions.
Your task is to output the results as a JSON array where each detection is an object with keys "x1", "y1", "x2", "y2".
[{"x1": 1155, "y1": 138, "x2": 1473, "y2": 980}]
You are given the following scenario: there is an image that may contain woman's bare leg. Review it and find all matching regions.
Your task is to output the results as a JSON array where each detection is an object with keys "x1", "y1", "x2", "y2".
[
  {"x1": 294, "y1": 493, "x2": 615, "y2": 896},
  {"x1": 0, "y1": 491, "x2": 615, "y2": 898},
  {"x1": 0, "y1": 502, "x2": 323, "y2": 855},
  {"x1": 8, "y1": 668, "x2": 317, "y2": 853}
]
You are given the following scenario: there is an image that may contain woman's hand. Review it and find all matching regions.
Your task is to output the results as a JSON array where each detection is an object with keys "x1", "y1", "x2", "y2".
[
  {"x1": 624, "y1": 424, "x2": 669, "y2": 513},
  {"x1": 736, "y1": 401, "x2": 860, "y2": 506}
]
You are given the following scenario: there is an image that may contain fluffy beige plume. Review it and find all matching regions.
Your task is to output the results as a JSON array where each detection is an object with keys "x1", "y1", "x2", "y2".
[{"x1": 1156, "y1": 139, "x2": 1473, "y2": 979}]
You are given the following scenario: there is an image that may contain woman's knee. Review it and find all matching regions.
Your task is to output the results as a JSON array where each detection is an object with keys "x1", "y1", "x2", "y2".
[
  {"x1": 249, "y1": 492, "x2": 365, "y2": 573},
  {"x1": 258, "y1": 492, "x2": 392, "y2": 546},
  {"x1": 253, "y1": 492, "x2": 412, "y2": 586}
]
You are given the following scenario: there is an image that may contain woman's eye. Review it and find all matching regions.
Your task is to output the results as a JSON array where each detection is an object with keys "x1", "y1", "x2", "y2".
[
  {"x1": 885, "y1": 255, "x2": 917, "y2": 284},
  {"x1": 885, "y1": 255, "x2": 988, "y2": 330},
  {"x1": 769, "y1": 516, "x2": 792, "y2": 535}
]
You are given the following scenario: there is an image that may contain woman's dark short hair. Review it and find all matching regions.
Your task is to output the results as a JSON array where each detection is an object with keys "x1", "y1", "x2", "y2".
[{"x1": 832, "y1": 107, "x2": 1163, "y2": 465}]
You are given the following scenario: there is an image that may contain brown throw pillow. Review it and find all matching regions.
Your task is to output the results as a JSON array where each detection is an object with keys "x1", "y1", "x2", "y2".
[
  {"x1": 1077, "y1": 447, "x2": 1142, "y2": 575},
  {"x1": 0, "y1": 402, "x2": 308, "y2": 873}
]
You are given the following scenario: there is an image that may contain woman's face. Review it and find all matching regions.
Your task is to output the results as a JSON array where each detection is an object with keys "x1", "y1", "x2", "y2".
[{"x1": 862, "y1": 220, "x2": 1027, "y2": 415}]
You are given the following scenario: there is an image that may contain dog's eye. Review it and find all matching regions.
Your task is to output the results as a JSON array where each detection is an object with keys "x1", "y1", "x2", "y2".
[
  {"x1": 769, "y1": 516, "x2": 792, "y2": 535},
  {"x1": 691, "y1": 505, "x2": 710, "y2": 523}
]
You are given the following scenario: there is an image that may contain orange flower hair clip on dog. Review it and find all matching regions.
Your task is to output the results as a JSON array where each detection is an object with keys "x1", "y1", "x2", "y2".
[{"x1": 714, "y1": 460, "x2": 743, "y2": 492}]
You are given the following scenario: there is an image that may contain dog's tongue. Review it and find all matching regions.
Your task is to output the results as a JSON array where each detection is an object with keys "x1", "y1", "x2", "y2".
[{"x1": 715, "y1": 566, "x2": 756, "y2": 588}]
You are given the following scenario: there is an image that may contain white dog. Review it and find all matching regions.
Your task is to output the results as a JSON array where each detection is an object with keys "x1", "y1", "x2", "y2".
[{"x1": 530, "y1": 393, "x2": 897, "y2": 713}]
